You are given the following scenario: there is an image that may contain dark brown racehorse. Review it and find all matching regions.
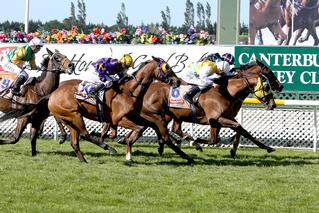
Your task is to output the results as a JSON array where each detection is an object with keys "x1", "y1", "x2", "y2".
[
  {"x1": 112, "y1": 60, "x2": 283, "y2": 161},
  {"x1": 47, "y1": 56, "x2": 186, "y2": 163},
  {"x1": 0, "y1": 48, "x2": 74, "y2": 155}
]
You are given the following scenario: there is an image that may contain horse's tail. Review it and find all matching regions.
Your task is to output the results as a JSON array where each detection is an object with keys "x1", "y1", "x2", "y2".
[{"x1": 0, "y1": 96, "x2": 49, "y2": 122}]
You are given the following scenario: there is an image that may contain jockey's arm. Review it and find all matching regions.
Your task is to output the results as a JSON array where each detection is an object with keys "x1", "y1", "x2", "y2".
[{"x1": 29, "y1": 56, "x2": 37, "y2": 70}]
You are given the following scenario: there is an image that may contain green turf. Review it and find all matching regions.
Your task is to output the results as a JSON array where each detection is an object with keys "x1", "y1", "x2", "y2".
[{"x1": 0, "y1": 138, "x2": 318, "y2": 213}]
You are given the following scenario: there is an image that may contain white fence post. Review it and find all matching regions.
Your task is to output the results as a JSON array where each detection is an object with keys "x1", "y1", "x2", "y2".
[{"x1": 54, "y1": 120, "x2": 57, "y2": 140}]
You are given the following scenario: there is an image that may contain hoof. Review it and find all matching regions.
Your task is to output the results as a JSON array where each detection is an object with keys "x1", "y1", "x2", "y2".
[
  {"x1": 158, "y1": 146, "x2": 164, "y2": 155},
  {"x1": 108, "y1": 147, "x2": 118, "y2": 155},
  {"x1": 230, "y1": 149, "x2": 236, "y2": 159},
  {"x1": 187, "y1": 158, "x2": 195, "y2": 165},
  {"x1": 117, "y1": 138, "x2": 126, "y2": 145},
  {"x1": 194, "y1": 143, "x2": 203, "y2": 152},
  {"x1": 267, "y1": 148, "x2": 275, "y2": 153},
  {"x1": 80, "y1": 159, "x2": 88, "y2": 163}
]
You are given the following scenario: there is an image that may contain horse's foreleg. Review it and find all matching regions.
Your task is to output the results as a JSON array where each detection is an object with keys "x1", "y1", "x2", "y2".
[
  {"x1": 298, "y1": 29, "x2": 310, "y2": 43},
  {"x1": 215, "y1": 117, "x2": 275, "y2": 153},
  {"x1": 306, "y1": 26, "x2": 319, "y2": 46},
  {"x1": 123, "y1": 127, "x2": 147, "y2": 161},
  {"x1": 293, "y1": 28, "x2": 305, "y2": 45},
  {"x1": 157, "y1": 119, "x2": 194, "y2": 164},
  {"x1": 100, "y1": 123, "x2": 118, "y2": 141},
  {"x1": 274, "y1": 23, "x2": 287, "y2": 42},
  {"x1": 0, "y1": 117, "x2": 28, "y2": 145}
]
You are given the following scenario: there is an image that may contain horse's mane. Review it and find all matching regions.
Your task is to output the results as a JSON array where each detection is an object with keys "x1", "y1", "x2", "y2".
[
  {"x1": 231, "y1": 61, "x2": 258, "y2": 79},
  {"x1": 36, "y1": 56, "x2": 50, "y2": 82}
]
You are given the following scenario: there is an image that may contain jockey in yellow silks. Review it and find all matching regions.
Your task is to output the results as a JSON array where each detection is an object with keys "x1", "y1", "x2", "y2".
[
  {"x1": 1, "y1": 37, "x2": 44, "y2": 96},
  {"x1": 179, "y1": 54, "x2": 231, "y2": 104}
]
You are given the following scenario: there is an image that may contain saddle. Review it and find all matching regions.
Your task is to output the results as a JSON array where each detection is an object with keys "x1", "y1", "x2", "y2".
[
  {"x1": 169, "y1": 85, "x2": 201, "y2": 109},
  {"x1": 75, "y1": 81, "x2": 107, "y2": 122}
]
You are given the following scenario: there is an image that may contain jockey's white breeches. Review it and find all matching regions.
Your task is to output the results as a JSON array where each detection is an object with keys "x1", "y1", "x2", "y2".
[
  {"x1": 1, "y1": 57, "x2": 22, "y2": 75},
  {"x1": 178, "y1": 67, "x2": 220, "y2": 90},
  {"x1": 78, "y1": 66, "x2": 116, "y2": 86}
]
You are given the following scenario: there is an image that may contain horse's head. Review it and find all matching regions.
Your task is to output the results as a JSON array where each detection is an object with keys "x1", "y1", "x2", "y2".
[
  {"x1": 256, "y1": 59, "x2": 283, "y2": 93},
  {"x1": 235, "y1": 60, "x2": 282, "y2": 110},
  {"x1": 151, "y1": 56, "x2": 179, "y2": 84},
  {"x1": 252, "y1": 76, "x2": 276, "y2": 110},
  {"x1": 46, "y1": 48, "x2": 74, "y2": 74}
]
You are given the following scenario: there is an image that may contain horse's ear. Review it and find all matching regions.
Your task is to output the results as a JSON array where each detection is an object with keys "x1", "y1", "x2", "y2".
[
  {"x1": 256, "y1": 58, "x2": 262, "y2": 65},
  {"x1": 47, "y1": 48, "x2": 53, "y2": 56},
  {"x1": 152, "y1": 56, "x2": 160, "y2": 62},
  {"x1": 54, "y1": 49, "x2": 60, "y2": 53}
]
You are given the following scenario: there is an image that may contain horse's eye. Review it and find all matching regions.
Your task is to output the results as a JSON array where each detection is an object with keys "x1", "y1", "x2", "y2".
[
  {"x1": 53, "y1": 55, "x2": 61, "y2": 62},
  {"x1": 263, "y1": 84, "x2": 270, "y2": 92}
]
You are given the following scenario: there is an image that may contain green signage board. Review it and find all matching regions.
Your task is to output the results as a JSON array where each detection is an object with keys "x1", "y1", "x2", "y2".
[{"x1": 235, "y1": 46, "x2": 319, "y2": 92}]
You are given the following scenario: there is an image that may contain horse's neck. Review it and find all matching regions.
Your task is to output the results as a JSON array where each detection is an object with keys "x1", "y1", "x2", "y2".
[
  {"x1": 228, "y1": 77, "x2": 257, "y2": 101},
  {"x1": 35, "y1": 67, "x2": 60, "y2": 95},
  {"x1": 125, "y1": 62, "x2": 155, "y2": 98}
]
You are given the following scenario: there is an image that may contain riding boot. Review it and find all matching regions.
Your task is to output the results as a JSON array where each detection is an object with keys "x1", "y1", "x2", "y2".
[
  {"x1": 184, "y1": 86, "x2": 200, "y2": 105},
  {"x1": 12, "y1": 75, "x2": 27, "y2": 97},
  {"x1": 89, "y1": 83, "x2": 105, "y2": 97}
]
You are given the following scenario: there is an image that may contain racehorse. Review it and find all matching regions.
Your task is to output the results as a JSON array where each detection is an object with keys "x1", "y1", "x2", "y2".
[
  {"x1": 112, "y1": 60, "x2": 283, "y2": 161},
  {"x1": 249, "y1": 0, "x2": 287, "y2": 44},
  {"x1": 0, "y1": 48, "x2": 74, "y2": 155},
  {"x1": 277, "y1": 0, "x2": 319, "y2": 45},
  {"x1": 47, "y1": 56, "x2": 187, "y2": 163}
]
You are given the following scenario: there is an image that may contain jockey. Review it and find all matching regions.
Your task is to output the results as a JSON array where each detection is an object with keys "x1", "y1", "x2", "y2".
[
  {"x1": 84, "y1": 54, "x2": 134, "y2": 96},
  {"x1": 2, "y1": 37, "x2": 44, "y2": 96},
  {"x1": 181, "y1": 56, "x2": 231, "y2": 105}
]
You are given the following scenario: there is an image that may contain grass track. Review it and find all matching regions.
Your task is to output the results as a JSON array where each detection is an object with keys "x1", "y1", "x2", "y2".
[{"x1": 0, "y1": 138, "x2": 318, "y2": 213}]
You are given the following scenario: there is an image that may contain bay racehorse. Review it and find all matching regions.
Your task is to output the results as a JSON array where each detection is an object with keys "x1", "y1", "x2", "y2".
[
  {"x1": 47, "y1": 56, "x2": 187, "y2": 163},
  {"x1": 249, "y1": 0, "x2": 287, "y2": 44},
  {"x1": 0, "y1": 48, "x2": 74, "y2": 156},
  {"x1": 110, "y1": 60, "x2": 283, "y2": 161}
]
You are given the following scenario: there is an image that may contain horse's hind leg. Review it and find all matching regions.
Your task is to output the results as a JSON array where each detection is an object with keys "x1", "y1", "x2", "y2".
[
  {"x1": 230, "y1": 132, "x2": 241, "y2": 159},
  {"x1": 0, "y1": 117, "x2": 28, "y2": 145},
  {"x1": 30, "y1": 121, "x2": 44, "y2": 156},
  {"x1": 54, "y1": 117, "x2": 67, "y2": 144},
  {"x1": 68, "y1": 127, "x2": 87, "y2": 163}
]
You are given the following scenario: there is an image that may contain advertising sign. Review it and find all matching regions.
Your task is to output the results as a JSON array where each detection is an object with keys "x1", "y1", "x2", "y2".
[{"x1": 235, "y1": 45, "x2": 319, "y2": 91}]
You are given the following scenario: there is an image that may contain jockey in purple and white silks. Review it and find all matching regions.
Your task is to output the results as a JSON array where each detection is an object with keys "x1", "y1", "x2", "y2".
[
  {"x1": 80, "y1": 54, "x2": 134, "y2": 95},
  {"x1": 1, "y1": 37, "x2": 44, "y2": 96}
]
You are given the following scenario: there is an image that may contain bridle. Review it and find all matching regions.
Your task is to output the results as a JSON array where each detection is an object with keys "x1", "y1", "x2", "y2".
[
  {"x1": 39, "y1": 53, "x2": 71, "y2": 74},
  {"x1": 127, "y1": 59, "x2": 173, "y2": 97}
]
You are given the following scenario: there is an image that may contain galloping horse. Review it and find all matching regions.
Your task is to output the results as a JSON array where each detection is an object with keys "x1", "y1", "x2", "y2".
[
  {"x1": 0, "y1": 48, "x2": 74, "y2": 155},
  {"x1": 277, "y1": 0, "x2": 319, "y2": 45},
  {"x1": 114, "y1": 60, "x2": 283, "y2": 161},
  {"x1": 249, "y1": 0, "x2": 287, "y2": 44},
  {"x1": 47, "y1": 56, "x2": 187, "y2": 163}
]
